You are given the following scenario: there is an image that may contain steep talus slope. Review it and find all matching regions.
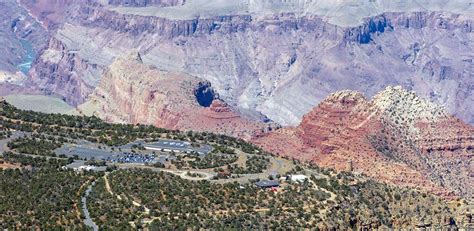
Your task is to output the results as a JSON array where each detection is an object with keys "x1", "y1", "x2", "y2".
[
  {"x1": 253, "y1": 86, "x2": 473, "y2": 198},
  {"x1": 107, "y1": 0, "x2": 471, "y2": 25},
  {"x1": 17, "y1": 0, "x2": 80, "y2": 30},
  {"x1": 26, "y1": 38, "x2": 102, "y2": 106},
  {"x1": 20, "y1": 0, "x2": 473, "y2": 125},
  {"x1": 0, "y1": 0, "x2": 50, "y2": 100},
  {"x1": 78, "y1": 52, "x2": 271, "y2": 137}
]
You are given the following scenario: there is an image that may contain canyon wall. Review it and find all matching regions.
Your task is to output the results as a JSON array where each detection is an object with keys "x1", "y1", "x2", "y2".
[
  {"x1": 22, "y1": 1, "x2": 473, "y2": 126},
  {"x1": 4, "y1": 0, "x2": 472, "y2": 199},
  {"x1": 107, "y1": 0, "x2": 185, "y2": 7},
  {"x1": 27, "y1": 38, "x2": 102, "y2": 105},
  {"x1": 78, "y1": 52, "x2": 272, "y2": 137},
  {"x1": 0, "y1": 0, "x2": 48, "y2": 73}
]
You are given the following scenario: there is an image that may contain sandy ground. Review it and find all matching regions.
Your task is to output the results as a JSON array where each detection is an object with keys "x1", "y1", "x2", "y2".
[
  {"x1": 0, "y1": 161, "x2": 20, "y2": 169},
  {"x1": 3, "y1": 94, "x2": 79, "y2": 115}
]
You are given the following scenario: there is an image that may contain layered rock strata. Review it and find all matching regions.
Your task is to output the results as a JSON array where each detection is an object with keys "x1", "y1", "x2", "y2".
[
  {"x1": 253, "y1": 86, "x2": 474, "y2": 198},
  {"x1": 19, "y1": 0, "x2": 473, "y2": 125},
  {"x1": 79, "y1": 52, "x2": 272, "y2": 137}
]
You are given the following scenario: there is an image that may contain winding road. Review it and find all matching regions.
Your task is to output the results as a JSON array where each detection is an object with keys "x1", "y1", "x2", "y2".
[{"x1": 81, "y1": 181, "x2": 98, "y2": 231}]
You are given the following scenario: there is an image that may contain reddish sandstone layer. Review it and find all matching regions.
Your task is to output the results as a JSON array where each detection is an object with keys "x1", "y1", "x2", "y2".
[
  {"x1": 78, "y1": 52, "x2": 270, "y2": 138},
  {"x1": 253, "y1": 87, "x2": 473, "y2": 198}
]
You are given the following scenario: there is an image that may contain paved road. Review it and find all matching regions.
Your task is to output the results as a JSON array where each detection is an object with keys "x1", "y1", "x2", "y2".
[
  {"x1": 119, "y1": 154, "x2": 295, "y2": 184},
  {"x1": 118, "y1": 164, "x2": 215, "y2": 181},
  {"x1": 0, "y1": 131, "x2": 26, "y2": 154},
  {"x1": 215, "y1": 155, "x2": 295, "y2": 184},
  {"x1": 171, "y1": 170, "x2": 214, "y2": 180},
  {"x1": 82, "y1": 181, "x2": 98, "y2": 231}
]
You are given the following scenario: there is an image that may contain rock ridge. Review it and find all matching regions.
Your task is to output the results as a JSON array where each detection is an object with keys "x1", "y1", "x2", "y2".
[{"x1": 253, "y1": 86, "x2": 473, "y2": 198}]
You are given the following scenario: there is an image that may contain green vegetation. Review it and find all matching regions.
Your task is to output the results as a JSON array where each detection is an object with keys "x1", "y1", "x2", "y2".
[
  {"x1": 185, "y1": 171, "x2": 205, "y2": 178},
  {"x1": 2, "y1": 151, "x2": 71, "y2": 168},
  {"x1": 0, "y1": 100, "x2": 267, "y2": 153},
  {"x1": 84, "y1": 169, "x2": 459, "y2": 229},
  {"x1": 0, "y1": 153, "x2": 99, "y2": 230},
  {"x1": 0, "y1": 129, "x2": 11, "y2": 139},
  {"x1": 87, "y1": 178, "x2": 141, "y2": 229},
  {"x1": 100, "y1": 169, "x2": 332, "y2": 229},
  {"x1": 172, "y1": 154, "x2": 238, "y2": 170},
  {"x1": 0, "y1": 100, "x2": 466, "y2": 230},
  {"x1": 229, "y1": 155, "x2": 270, "y2": 174},
  {"x1": 212, "y1": 144, "x2": 236, "y2": 154},
  {"x1": 321, "y1": 171, "x2": 456, "y2": 229},
  {"x1": 85, "y1": 159, "x2": 107, "y2": 166},
  {"x1": 7, "y1": 134, "x2": 64, "y2": 157},
  {"x1": 189, "y1": 154, "x2": 238, "y2": 169}
]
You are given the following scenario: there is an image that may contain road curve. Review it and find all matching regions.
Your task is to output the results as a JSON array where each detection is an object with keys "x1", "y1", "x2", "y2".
[{"x1": 82, "y1": 181, "x2": 99, "y2": 231}]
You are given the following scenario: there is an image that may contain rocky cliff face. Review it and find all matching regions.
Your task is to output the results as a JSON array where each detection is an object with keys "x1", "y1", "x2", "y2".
[
  {"x1": 78, "y1": 52, "x2": 272, "y2": 137},
  {"x1": 107, "y1": 0, "x2": 185, "y2": 7},
  {"x1": 0, "y1": 0, "x2": 47, "y2": 73},
  {"x1": 3, "y1": 0, "x2": 472, "y2": 203},
  {"x1": 74, "y1": 6, "x2": 255, "y2": 38},
  {"x1": 253, "y1": 86, "x2": 474, "y2": 198},
  {"x1": 20, "y1": 0, "x2": 473, "y2": 126},
  {"x1": 18, "y1": 0, "x2": 81, "y2": 30},
  {"x1": 27, "y1": 38, "x2": 102, "y2": 105}
]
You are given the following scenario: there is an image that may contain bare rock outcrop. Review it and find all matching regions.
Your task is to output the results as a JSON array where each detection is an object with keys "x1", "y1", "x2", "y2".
[
  {"x1": 18, "y1": 0, "x2": 80, "y2": 30},
  {"x1": 78, "y1": 51, "x2": 271, "y2": 137},
  {"x1": 18, "y1": 1, "x2": 473, "y2": 126},
  {"x1": 0, "y1": 0, "x2": 48, "y2": 73},
  {"x1": 106, "y1": 0, "x2": 185, "y2": 7},
  {"x1": 27, "y1": 38, "x2": 101, "y2": 106},
  {"x1": 253, "y1": 86, "x2": 474, "y2": 198}
]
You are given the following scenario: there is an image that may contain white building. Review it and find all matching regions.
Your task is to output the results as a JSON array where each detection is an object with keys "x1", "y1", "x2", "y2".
[
  {"x1": 288, "y1": 174, "x2": 308, "y2": 183},
  {"x1": 75, "y1": 165, "x2": 96, "y2": 172}
]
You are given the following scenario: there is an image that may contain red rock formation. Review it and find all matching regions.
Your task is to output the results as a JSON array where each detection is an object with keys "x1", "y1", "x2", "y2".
[
  {"x1": 253, "y1": 87, "x2": 474, "y2": 198},
  {"x1": 78, "y1": 52, "x2": 271, "y2": 138},
  {"x1": 204, "y1": 100, "x2": 238, "y2": 118}
]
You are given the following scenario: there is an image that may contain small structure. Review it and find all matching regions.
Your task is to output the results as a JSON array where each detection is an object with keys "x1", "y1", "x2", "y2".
[
  {"x1": 64, "y1": 160, "x2": 107, "y2": 172},
  {"x1": 288, "y1": 174, "x2": 308, "y2": 183},
  {"x1": 76, "y1": 165, "x2": 96, "y2": 171},
  {"x1": 255, "y1": 180, "x2": 280, "y2": 188}
]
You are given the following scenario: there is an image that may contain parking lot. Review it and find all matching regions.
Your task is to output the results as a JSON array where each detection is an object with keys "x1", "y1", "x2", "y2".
[
  {"x1": 126, "y1": 139, "x2": 213, "y2": 155},
  {"x1": 115, "y1": 153, "x2": 155, "y2": 164},
  {"x1": 56, "y1": 145, "x2": 119, "y2": 160},
  {"x1": 55, "y1": 139, "x2": 211, "y2": 164}
]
